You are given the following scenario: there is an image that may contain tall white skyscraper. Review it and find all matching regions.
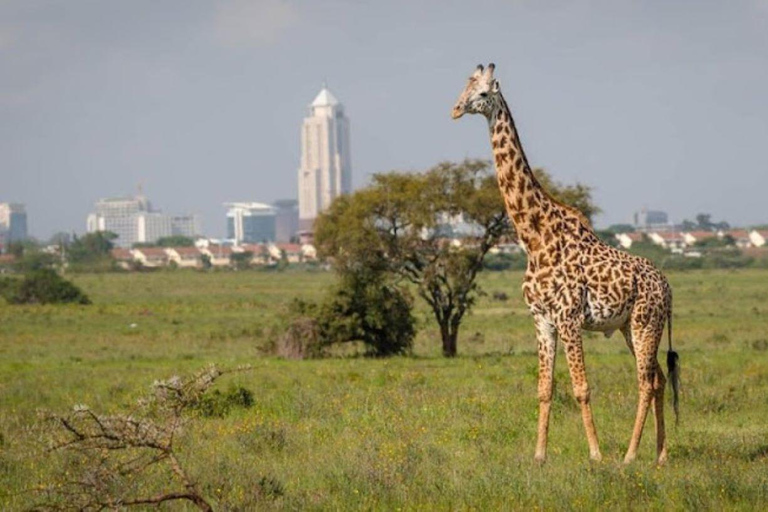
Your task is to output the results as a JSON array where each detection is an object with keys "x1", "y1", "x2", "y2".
[{"x1": 298, "y1": 86, "x2": 352, "y2": 232}]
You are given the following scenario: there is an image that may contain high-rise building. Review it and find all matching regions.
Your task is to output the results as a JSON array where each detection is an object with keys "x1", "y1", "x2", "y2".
[
  {"x1": 170, "y1": 214, "x2": 202, "y2": 238},
  {"x1": 298, "y1": 85, "x2": 352, "y2": 232},
  {"x1": 634, "y1": 208, "x2": 670, "y2": 232},
  {"x1": 225, "y1": 202, "x2": 276, "y2": 244},
  {"x1": 273, "y1": 199, "x2": 299, "y2": 243},
  {"x1": 87, "y1": 194, "x2": 199, "y2": 247},
  {"x1": 0, "y1": 203, "x2": 28, "y2": 244}
]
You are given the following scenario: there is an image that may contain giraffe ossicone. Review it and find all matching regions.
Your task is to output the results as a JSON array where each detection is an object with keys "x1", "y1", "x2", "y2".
[{"x1": 452, "y1": 63, "x2": 680, "y2": 465}]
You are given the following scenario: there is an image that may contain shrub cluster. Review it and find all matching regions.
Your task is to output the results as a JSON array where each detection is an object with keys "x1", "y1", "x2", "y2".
[
  {"x1": 192, "y1": 385, "x2": 255, "y2": 418},
  {"x1": 0, "y1": 269, "x2": 90, "y2": 305},
  {"x1": 278, "y1": 272, "x2": 416, "y2": 358}
]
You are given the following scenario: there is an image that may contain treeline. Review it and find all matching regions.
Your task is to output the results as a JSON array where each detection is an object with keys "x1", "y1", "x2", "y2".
[{"x1": 482, "y1": 241, "x2": 768, "y2": 272}]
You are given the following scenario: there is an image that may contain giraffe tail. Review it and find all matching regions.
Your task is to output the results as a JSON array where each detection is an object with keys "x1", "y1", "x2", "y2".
[{"x1": 666, "y1": 306, "x2": 680, "y2": 426}]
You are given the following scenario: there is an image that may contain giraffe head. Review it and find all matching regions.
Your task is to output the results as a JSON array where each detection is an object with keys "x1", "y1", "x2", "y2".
[{"x1": 451, "y1": 63, "x2": 500, "y2": 120}]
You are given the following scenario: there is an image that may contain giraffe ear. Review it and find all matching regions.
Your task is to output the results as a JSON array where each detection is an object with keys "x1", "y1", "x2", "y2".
[{"x1": 492, "y1": 80, "x2": 500, "y2": 93}]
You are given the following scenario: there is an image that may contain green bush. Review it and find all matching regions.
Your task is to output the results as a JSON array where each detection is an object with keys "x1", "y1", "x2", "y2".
[
  {"x1": 281, "y1": 272, "x2": 416, "y2": 358},
  {"x1": 0, "y1": 269, "x2": 91, "y2": 305},
  {"x1": 193, "y1": 385, "x2": 255, "y2": 418}
]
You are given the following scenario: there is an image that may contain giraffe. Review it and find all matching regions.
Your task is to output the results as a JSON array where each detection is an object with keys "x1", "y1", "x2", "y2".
[{"x1": 451, "y1": 63, "x2": 680, "y2": 464}]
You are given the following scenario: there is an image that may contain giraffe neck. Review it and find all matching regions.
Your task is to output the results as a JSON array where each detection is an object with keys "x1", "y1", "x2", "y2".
[{"x1": 488, "y1": 93, "x2": 553, "y2": 252}]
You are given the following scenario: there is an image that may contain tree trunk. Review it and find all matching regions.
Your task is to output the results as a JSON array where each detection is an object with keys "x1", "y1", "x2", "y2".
[{"x1": 440, "y1": 322, "x2": 458, "y2": 357}]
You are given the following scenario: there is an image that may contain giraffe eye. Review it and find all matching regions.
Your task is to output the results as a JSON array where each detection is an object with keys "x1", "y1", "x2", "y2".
[{"x1": 479, "y1": 92, "x2": 488, "y2": 98}]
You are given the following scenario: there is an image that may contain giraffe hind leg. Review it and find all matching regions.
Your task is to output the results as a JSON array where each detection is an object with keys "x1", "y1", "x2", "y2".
[
  {"x1": 624, "y1": 325, "x2": 665, "y2": 464},
  {"x1": 652, "y1": 361, "x2": 668, "y2": 464}
]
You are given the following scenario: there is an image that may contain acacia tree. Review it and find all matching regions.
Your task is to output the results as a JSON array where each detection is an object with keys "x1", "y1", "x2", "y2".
[
  {"x1": 315, "y1": 159, "x2": 599, "y2": 357},
  {"x1": 315, "y1": 160, "x2": 508, "y2": 357}
]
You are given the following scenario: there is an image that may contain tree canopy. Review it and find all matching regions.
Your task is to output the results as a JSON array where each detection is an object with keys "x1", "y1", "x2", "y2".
[{"x1": 67, "y1": 231, "x2": 118, "y2": 271}]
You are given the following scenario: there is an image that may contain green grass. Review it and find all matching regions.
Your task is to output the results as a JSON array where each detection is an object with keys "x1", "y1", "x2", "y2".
[{"x1": 1, "y1": 269, "x2": 767, "y2": 509}]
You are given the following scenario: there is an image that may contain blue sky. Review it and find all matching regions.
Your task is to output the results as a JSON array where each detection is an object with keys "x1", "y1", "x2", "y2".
[{"x1": 2, "y1": 0, "x2": 767, "y2": 238}]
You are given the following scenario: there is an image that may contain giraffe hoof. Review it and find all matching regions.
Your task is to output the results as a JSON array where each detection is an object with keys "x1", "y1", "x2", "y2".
[
  {"x1": 534, "y1": 454, "x2": 547, "y2": 465},
  {"x1": 590, "y1": 451, "x2": 603, "y2": 462},
  {"x1": 623, "y1": 454, "x2": 636, "y2": 465}
]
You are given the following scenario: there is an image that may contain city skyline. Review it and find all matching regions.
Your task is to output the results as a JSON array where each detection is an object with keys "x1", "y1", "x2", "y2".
[{"x1": 2, "y1": 1, "x2": 767, "y2": 239}]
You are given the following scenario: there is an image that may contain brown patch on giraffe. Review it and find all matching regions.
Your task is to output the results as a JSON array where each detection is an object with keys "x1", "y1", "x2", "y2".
[{"x1": 530, "y1": 212, "x2": 542, "y2": 233}]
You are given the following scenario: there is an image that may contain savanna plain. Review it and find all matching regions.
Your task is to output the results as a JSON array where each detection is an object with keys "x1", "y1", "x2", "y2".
[{"x1": 1, "y1": 269, "x2": 767, "y2": 510}]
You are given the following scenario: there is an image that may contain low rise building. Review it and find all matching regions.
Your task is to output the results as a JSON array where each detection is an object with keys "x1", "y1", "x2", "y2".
[
  {"x1": 648, "y1": 232, "x2": 686, "y2": 253},
  {"x1": 131, "y1": 247, "x2": 169, "y2": 268},
  {"x1": 615, "y1": 232, "x2": 644, "y2": 249},
  {"x1": 166, "y1": 247, "x2": 202, "y2": 268},
  {"x1": 749, "y1": 229, "x2": 768, "y2": 248}
]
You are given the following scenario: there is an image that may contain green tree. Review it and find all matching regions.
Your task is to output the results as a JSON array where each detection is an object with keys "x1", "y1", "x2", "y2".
[
  {"x1": 696, "y1": 213, "x2": 713, "y2": 231},
  {"x1": 230, "y1": 251, "x2": 254, "y2": 270},
  {"x1": 606, "y1": 224, "x2": 635, "y2": 233},
  {"x1": 14, "y1": 250, "x2": 57, "y2": 273},
  {"x1": 316, "y1": 160, "x2": 503, "y2": 357},
  {"x1": 200, "y1": 253, "x2": 212, "y2": 270},
  {"x1": 156, "y1": 236, "x2": 195, "y2": 247},
  {"x1": 680, "y1": 219, "x2": 697, "y2": 231},
  {"x1": 67, "y1": 231, "x2": 117, "y2": 271}
]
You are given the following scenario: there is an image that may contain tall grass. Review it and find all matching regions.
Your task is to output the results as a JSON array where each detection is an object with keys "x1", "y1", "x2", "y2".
[{"x1": 1, "y1": 269, "x2": 767, "y2": 509}]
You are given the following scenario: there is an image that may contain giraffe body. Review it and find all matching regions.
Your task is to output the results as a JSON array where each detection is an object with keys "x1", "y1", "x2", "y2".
[{"x1": 452, "y1": 64, "x2": 679, "y2": 464}]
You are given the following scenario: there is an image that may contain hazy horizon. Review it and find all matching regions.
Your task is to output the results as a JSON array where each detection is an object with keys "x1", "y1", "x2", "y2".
[{"x1": 2, "y1": 0, "x2": 767, "y2": 240}]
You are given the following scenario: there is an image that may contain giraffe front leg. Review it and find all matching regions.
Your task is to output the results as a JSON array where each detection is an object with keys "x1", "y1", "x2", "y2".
[
  {"x1": 560, "y1": 322, "x2": 602, "y2": 461},
  {"x1": 533, "y1": 315, "x2": 557, "y2": 463}
]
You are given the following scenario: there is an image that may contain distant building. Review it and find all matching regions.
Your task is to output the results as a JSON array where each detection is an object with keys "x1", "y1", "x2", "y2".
[
  {"x1": 298, "y1": 85, "x2": 352, "y2": 233},
  {"x1": 86, "y1": 193, "x2": 200, "y2": 247},
  {"x1": 225, "y1": 202, "x2": 276, "y2": 244},
  {"x1": 615, "y1": 232, "x2": 644, "y2": 249},
  {"x1": 749, "y1": 229, "x2": 768, "y2": 248},
  {"x1": 634, "y1": 208, "x2": 671, "y2": 232},
  {"x1": 0, "y1": 203, "x2": 28, "y2": 243},
  {"x1": 648, "y1": 231, "x2": 686, "y2": 253},
  {"x1": 273, "y1": 199, "x2": 299, "y2": 242},
  {"x1": 169, "y1": 214, "x2": 202, "y2": 238}
]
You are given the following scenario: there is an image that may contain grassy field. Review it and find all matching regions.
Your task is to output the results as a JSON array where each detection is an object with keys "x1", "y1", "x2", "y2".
[{"x1": 1, "y1": 269, "x2": 767, "y2": 509}]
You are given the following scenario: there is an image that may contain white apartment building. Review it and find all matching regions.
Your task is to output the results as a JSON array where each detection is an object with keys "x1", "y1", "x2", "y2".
[
  {"x1": 87, "y1": 194, "x2": 200, "y2": 247},
  {"x1": 298, "y1": 86, "x2": 352, "y2": 232}
]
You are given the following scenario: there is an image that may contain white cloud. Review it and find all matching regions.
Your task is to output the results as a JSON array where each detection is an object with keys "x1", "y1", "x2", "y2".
[{"x1": 214, "y1": 0, "x2": 300, "y2": 48}]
